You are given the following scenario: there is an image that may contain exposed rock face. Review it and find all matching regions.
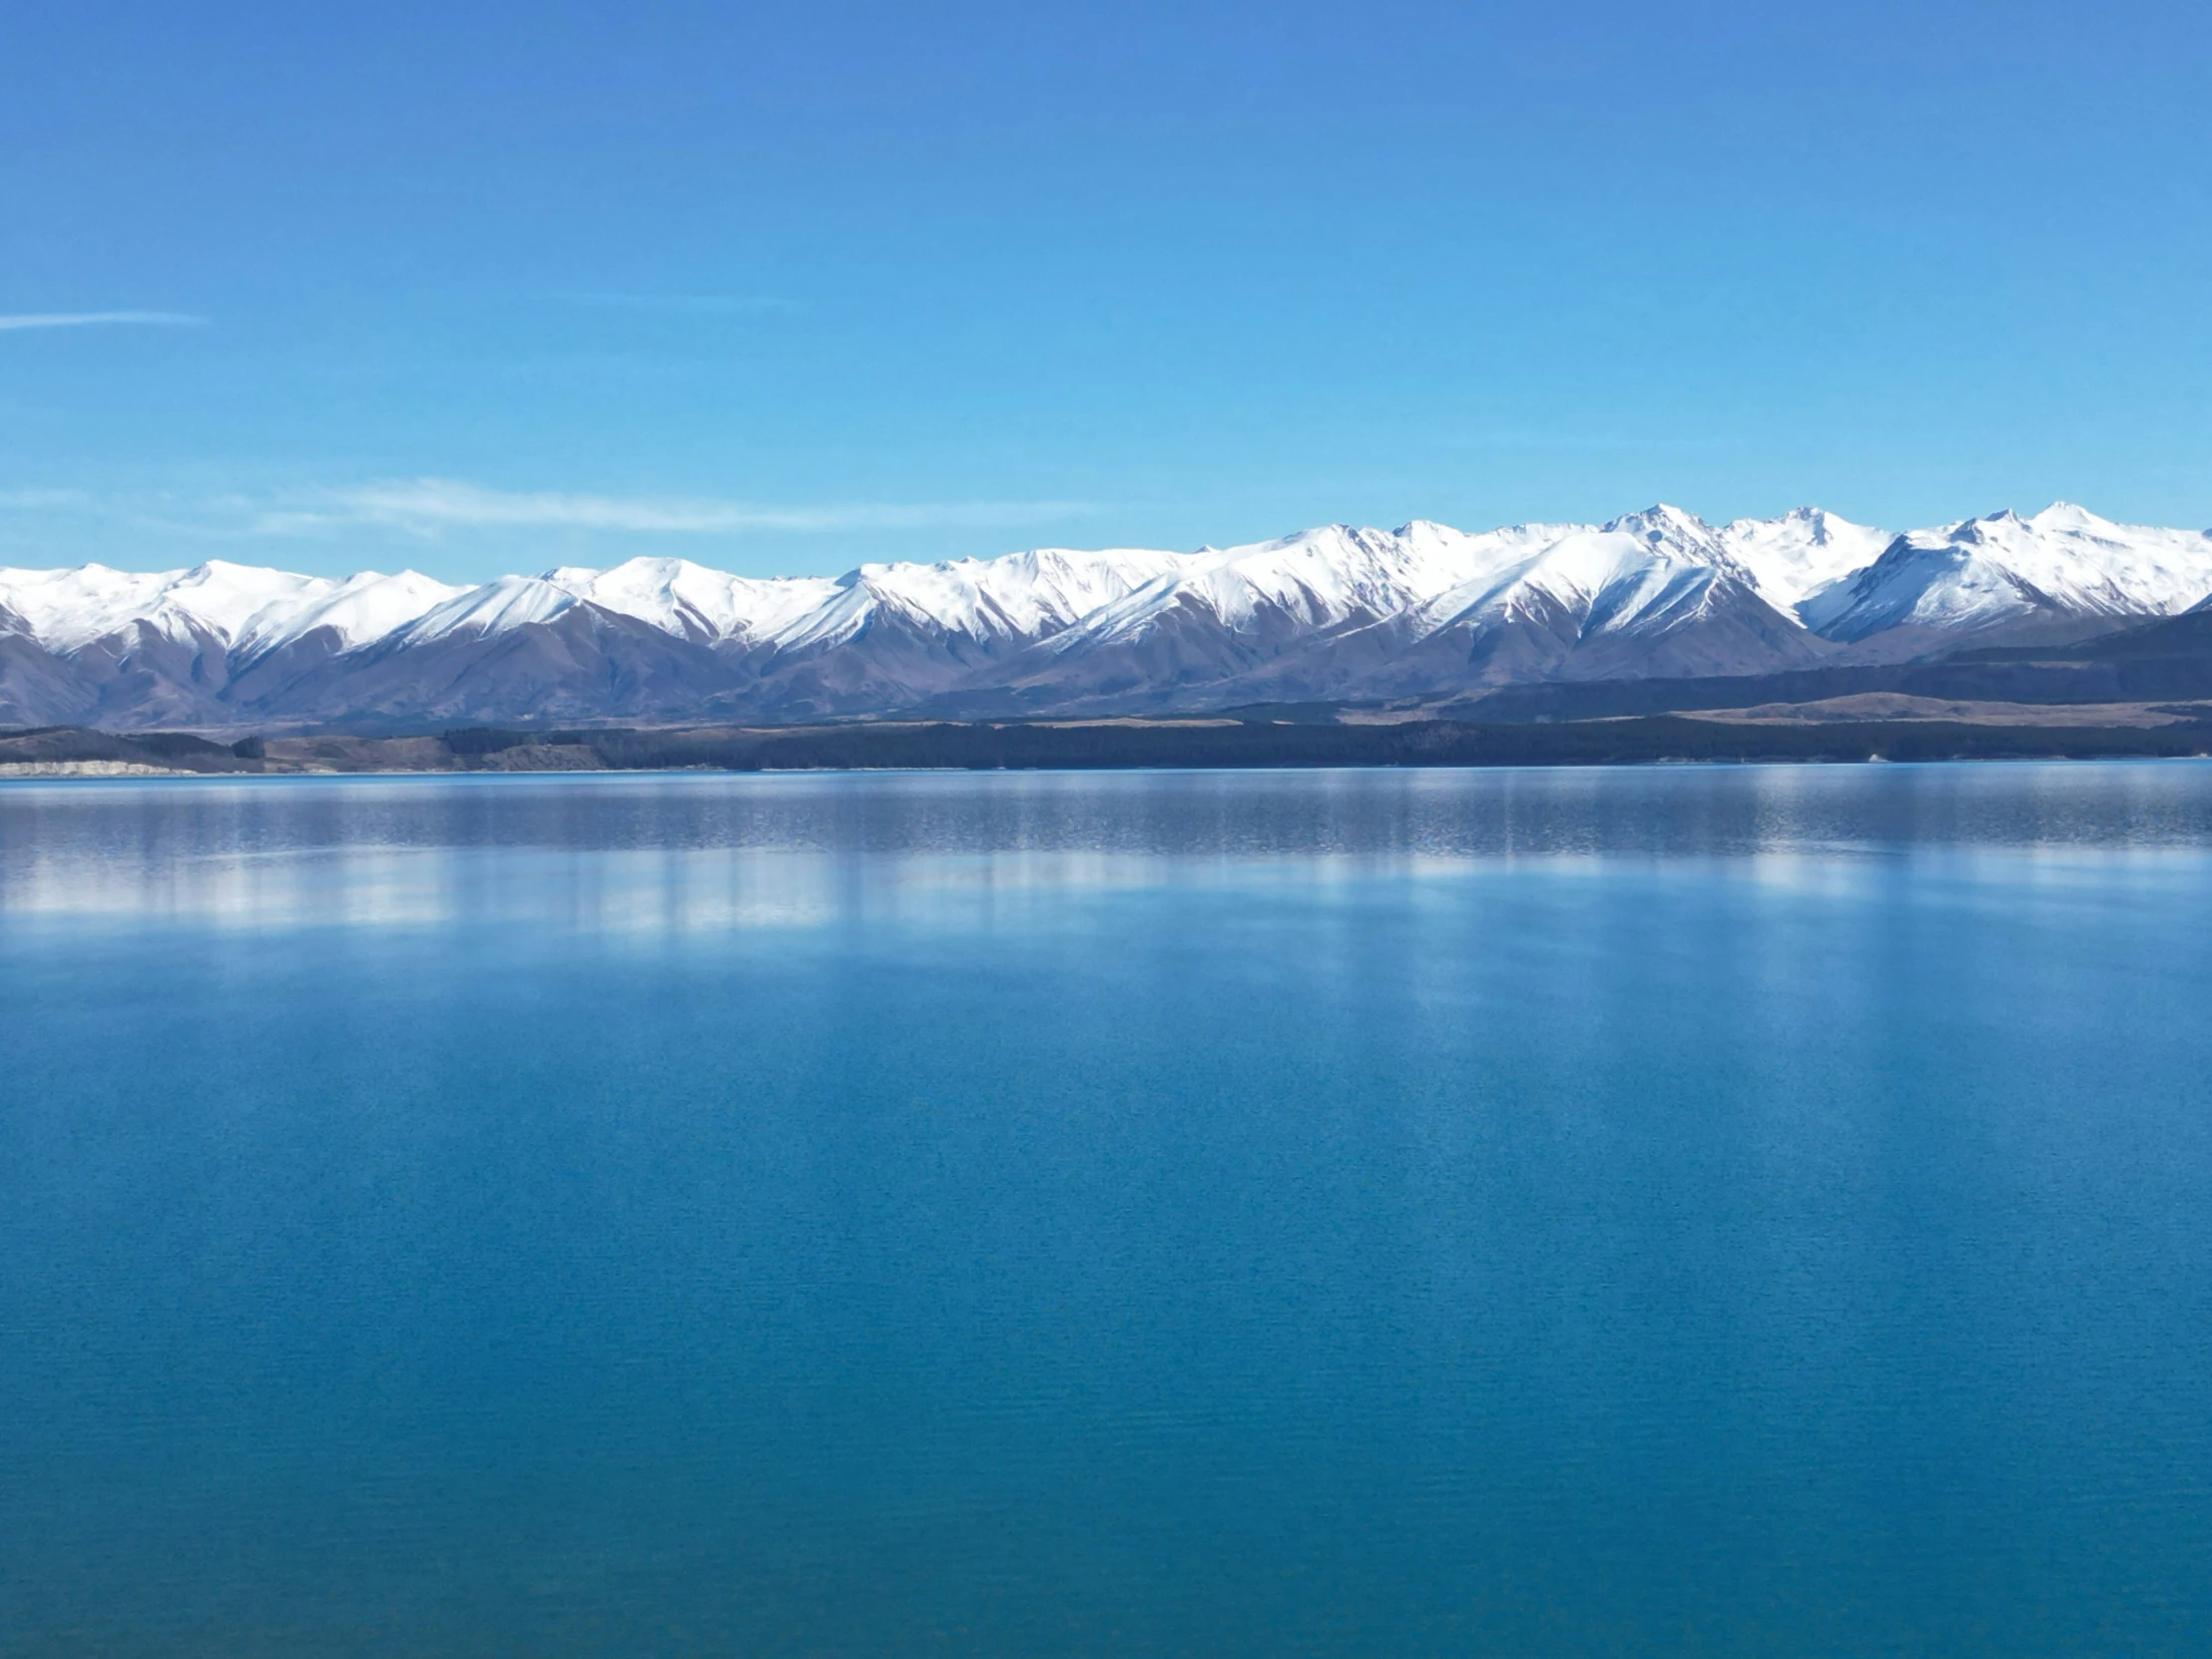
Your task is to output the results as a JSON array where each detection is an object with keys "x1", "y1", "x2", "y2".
[{"x1": 4, "y1": 504, "x2": 2211, "y2": 728}]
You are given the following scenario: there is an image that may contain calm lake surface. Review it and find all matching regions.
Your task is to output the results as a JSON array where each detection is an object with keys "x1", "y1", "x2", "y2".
[{"x1": 5, "y1": 764, "x2": 2212, "y2": 1657}]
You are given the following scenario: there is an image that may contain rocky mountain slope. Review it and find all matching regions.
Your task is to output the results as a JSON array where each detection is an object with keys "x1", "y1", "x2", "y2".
[{"x1": 4, "y1": 503, "x2": 2209, "y2": 729}]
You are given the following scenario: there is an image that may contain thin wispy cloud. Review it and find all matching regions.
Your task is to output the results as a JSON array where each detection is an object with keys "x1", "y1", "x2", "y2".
[
  {"x1": 0, "y1": 479, "x2": 1099, "y2": 568},
  {"x1": 302, "y1": 479, "x2": 1097, "y2": 539},
  {"x1": 269, "y1": 478, "x2": 1095, "y2": 538},
  {"x1": 0, "y1": 311, "x2": 207, "y2": 332}
]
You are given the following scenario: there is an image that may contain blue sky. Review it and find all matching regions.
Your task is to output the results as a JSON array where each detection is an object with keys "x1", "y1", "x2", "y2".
[{"x1": 3, "y1": 0, "x2": 2208, "y2": 580}]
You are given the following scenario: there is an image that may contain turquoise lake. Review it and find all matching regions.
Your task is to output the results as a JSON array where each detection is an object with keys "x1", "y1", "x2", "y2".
[{"x1": 4, "y1": 763, "x2": 2211, "y2": 1656}]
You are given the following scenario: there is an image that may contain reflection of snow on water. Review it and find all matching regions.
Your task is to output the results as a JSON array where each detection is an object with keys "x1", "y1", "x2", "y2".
[{"x1": 5, "y1": 761, "x2": 2212, "y2": 934}]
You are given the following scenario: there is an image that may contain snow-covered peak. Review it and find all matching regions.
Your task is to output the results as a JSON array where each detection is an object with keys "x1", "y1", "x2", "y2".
[
  {"x1": 0, "y1": 563, "x2": 177, "y2": 649},
  {"x1": 8, "y1": 500, "x2": 2211, "y2": 700},
  {"x1": 549, "y1": 557, "x2": 842, "y2": 644},
  {"x1": 0, "y1": 559, "x2": 337, "y2": 652},
  {"x1": 1402, "y1": 511, "x2": 1760, "y2": 644},
  {"x1": 151, "y1": 560, "x2": 327, "y2": 641},
  {"x1": 393, "y1": 574, "x2": 579, "y2": 646},
  {"x1": 1804, "y1": 504, "x2": 2212, "y2": 640},
  {"x1": 231, "y1": 569, "x2": 464, "y2": 657},
  {"x1": 1604, "y1": 503, "x2": 1720, "y2": 549},
  {"x1": 2025, "y1": 501, "x2": 2104, "y2": 532},
  {"x1": 1947, "y1": 506, "x2": 2211, "y2": 608},
  {"x1": 764, "y1": 543, "x2": 1186, "y2": 653},
  {"x1": 1035, "y1": 521, "x2": 1523, "y2": 656},
  {"x1": 1717, "y1": 507, "x2": 1895, "y2": 609},
  {"x1": 867, "y1": 545, "x2": 1184, "y2": 629},
  {"x1": 1171, "y1": 522, "x2": 1468, "y2": 619}
]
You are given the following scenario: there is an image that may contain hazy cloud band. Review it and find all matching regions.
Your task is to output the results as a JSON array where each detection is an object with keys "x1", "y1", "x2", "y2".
[
  {"x1": 0, "y1": 311, "x2": 208, "y2": 332},
  {"x1": 314, "y1": 478, "x2": 1095, "y2": 536}
]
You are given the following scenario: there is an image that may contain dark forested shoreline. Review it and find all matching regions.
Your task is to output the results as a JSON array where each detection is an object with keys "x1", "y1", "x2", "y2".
[{"x1": 6, "y1": 713, "x2": 2212, "y2": 778}]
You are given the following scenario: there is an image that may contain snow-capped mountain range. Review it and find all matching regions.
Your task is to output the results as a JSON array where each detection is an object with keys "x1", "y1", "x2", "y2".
[{"x1": 4, "y1": 502, "x2": 2209, "y2": 729}]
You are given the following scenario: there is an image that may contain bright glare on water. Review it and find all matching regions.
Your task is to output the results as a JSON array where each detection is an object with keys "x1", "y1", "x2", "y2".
[{"x1": 4, "y1": 764, "x2": 2211, "y2": 1657}]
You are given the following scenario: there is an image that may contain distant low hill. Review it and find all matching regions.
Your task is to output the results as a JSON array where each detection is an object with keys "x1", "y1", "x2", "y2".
[{"x1": 8, "y1": 708, "x2": 2212, "y2": 780}]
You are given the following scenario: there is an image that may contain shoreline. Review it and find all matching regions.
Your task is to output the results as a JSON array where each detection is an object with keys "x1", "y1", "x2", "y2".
[{"x1": 6, "y1": 714, "x2": 2212, "y2": 780}]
